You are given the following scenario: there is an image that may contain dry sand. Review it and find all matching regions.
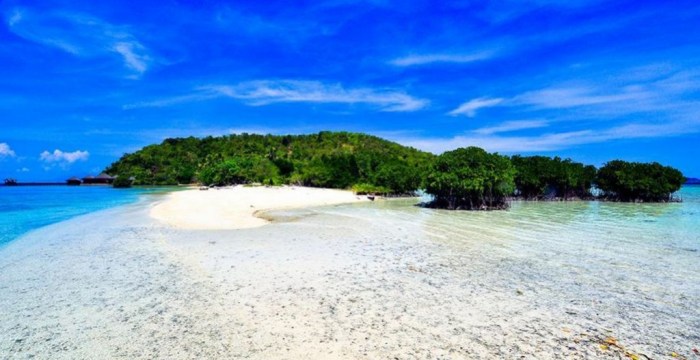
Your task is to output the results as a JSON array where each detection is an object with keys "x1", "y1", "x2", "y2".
[{"x1": 150, "y1": 186, "x2": 369, "y2": 230}]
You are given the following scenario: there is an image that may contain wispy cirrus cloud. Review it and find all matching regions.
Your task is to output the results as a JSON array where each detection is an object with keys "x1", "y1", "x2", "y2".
[
  {"x1": 395, "y1": 120, "x2": 699, "y2": 154},
  {"x1": 511, "y1": 86, "x2": 653, "y2": 109},
  {"x1": 438, "y1": 66, "x2": 700, "y2": 153},
  {"x1": 0, "y1": 143, "x2": 16, "y2": 159},
  {"x1": 450, "y1": 87, "x2": 651, "y2": 117},
  {"x1": 472, "y1": 120, "x2": 549, "y2": 135},
  {"x1": 449, "y1": 97, "x2": 503, "y2": 117},
  {"x1": 478, "y1": 0, "x2": 607, "y2": 24},
  {"x1": 451, "y1": 68, "x2": 700, "y2": 117},
  {"x1": 389, "y1": 51, "x2": 496, "y2": 67},
  {"x1": 126, "y1": 80, "x2": 429, "y2": 112},
  {"x1": 7, "y1": 8, "x2": 22, "y2": 26},
  {"x1": 112, "y1": 42, "x2": 150, "y2": 74},
  {"x1": 210, "y1": 3, "x2": 377, "y2": 49},
  {"x1": 5, "y1": 8, "x2": 152, "y2": 77}
]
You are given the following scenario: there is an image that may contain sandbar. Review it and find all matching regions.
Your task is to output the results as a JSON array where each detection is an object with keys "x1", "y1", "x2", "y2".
[{"x1": 150, "y1": 186, "x2": 369, "y2": 230}]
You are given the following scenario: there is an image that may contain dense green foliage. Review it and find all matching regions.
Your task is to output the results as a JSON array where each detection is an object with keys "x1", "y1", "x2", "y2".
[
  {"x1": 112, "y1": 176, "x2": 133, "y2": 188},
  {"x1": 105, "y1": 131, "x2": 686, "y2": 206},
  {"x1": 351, "y1": 183, "x2": 392, "y2": 195},
  {"x1": 596, "y1": 160, "x2": 684, "y2": 202},
  {"x1": 511, "y1": 156, "x2": 596, "y2": 199},
  {"x1": 105, "y1": 132, "x2": 433, "y2": 194},
  {"x1": 425, "y1": 147, "x2": 516, "y2": 210}
]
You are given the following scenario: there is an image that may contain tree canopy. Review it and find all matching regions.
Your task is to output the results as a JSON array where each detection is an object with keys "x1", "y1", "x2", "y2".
[
  {"x1": 425, "y1": 147, "x2": 515, "y2": 210},
  {"x1": 511, "y1": 155, "x2": 596, "y2": 199},
  {"x1": 105, "y1": 132, "x2": 434, "y2": 194},
  {"x1": 112, "y1": 175, "x2": 133, "y2": 188},
  {"x1": 596, "y1": 160, "x2": 684, "y2": 202},
  {"x1": 105, "y1": 131, "x2": 686, "y2": 207}
]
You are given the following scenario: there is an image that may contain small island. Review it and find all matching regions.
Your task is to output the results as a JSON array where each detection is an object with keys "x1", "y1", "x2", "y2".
[
  {"x1": 685, "y1": 177, "x2": 700, "y2": 185},
  {"x1": 106, "y1": 131, "x2": 686, "y2": 209},
  {"x1": 3, "y1": 178, "x2": 18, "y2": 186}
]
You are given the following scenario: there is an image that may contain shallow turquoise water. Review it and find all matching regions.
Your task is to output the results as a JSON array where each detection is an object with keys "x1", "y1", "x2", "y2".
[
  {"x1": 0, "y1": 186, "x2": 169, "y2": 247},
  {"x1": 301, "y1": 185, "x2": 700, "y2": 356},
  {"x1": 0, "y1": 186, "x2": 697, "y2": 358}
]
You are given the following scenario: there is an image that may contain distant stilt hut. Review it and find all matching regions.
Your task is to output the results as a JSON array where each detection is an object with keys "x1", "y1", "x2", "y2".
[
  {"x1": 95, "y1": 173, "x2": 115, "y2": 184},
  {"x1": 83, "y1": 173, "x2": 115, "y2": 185},
  {"x1": 66, "y1": 177, "x2": 82, "y2": 186}
]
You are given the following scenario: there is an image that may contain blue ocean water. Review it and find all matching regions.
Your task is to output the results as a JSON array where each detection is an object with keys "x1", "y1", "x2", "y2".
[{"x1": 0, "y1": 185, "x2": 169, "y2": 247}]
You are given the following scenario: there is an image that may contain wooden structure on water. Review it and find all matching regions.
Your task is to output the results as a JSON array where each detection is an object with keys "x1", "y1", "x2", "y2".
[
  {"x1": 66, "y1": 177, "x2": 82, "y2": 186},
  {"x1": 83, "y1": 173, "x2": 115, "y2": 185},
  {"x1": 65, "y1": 173, "x2": 117, "y2": 185}
]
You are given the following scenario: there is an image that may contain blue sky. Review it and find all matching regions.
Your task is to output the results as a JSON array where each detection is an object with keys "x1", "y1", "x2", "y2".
[{"x1": 1, "y1": 0, "x2": 699, "y2": 181}]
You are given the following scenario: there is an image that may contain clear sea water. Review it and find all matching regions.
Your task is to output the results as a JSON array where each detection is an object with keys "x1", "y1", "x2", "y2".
[
  {"x1": 0, "y1": 185, "x2": 698, "y2": 358},
  {"x1": 0, "y1": 185, "x2": 169, "y2": 247}
]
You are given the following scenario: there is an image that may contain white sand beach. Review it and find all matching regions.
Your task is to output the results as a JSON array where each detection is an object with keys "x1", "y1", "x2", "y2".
[{"x1": 150, "y1": 186, "x2": 369, "y2": 230}]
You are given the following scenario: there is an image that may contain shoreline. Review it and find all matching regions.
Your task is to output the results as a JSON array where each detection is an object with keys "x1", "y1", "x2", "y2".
[{"x1": 149, "y1": 185, "x2": 371, "y2": 230}]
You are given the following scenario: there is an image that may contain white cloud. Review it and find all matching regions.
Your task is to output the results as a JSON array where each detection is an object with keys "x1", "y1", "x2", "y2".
[
  {"x1": 0, "y1": 143, "x2": 16, "y2": 158},
  {"x1": 435, "y1": 66, "x2": 700, "y2": 154},
  {"x1": 112, "y1": 42, "x2": 150, "y2": 74},
  {"x1": 6, "y1": 8, "x2": 152, "y2": 77},
  {"x1": 213, "y1": 5, "x2": 345, "y2": 44},
  {"x1": 449, "y1": 97, "x2": 504, "y2": 117},
  {"x1": 123, "y1": 93, "x2": 216, "y2": 109},
  {"x1": 39, "y1": 149, "x2": 89, "y2": 164},
  {"x1": 127, "y1": 80, "x2": 429, "y2": 112},
  {"x1": 450, "y1": 87, "x2": 651, "y2": 118},
  {"x1": 479, "y1": 0, "x2": 608, "y2": 25},
  {"x1": 7, "y1": 9, "x2": 23, "y2": 26},
  {"x1": 511, "y1": 86, "x2": 652, "y2": 109},
  {"x1": 393, "y1": 120, "x2": 699, "y2": 154},
  {"x1": 211, "y1": 81, "x2": 428, "y2": 111},
  {"x1": 472, "y1": 120, "x2": 549, "y2": 135},
  {"x1": 451, "y1": 69, "x2": 700, "y2": 118},
  {"x1": 17, "y1": 167, "x2": 30, "y2": 173},
  {"x1": 389, "y1": 51, "x2": 495, "y2": 67}
]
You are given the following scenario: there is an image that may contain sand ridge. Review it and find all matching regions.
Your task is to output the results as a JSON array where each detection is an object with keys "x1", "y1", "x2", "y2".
[{"x1": 150, "y1": 186, "x2": 369, "y2": 230}]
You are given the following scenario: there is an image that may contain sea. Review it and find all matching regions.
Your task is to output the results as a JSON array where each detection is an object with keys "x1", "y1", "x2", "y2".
[
  {"x1": 0, "y1": 185, "x2": 698, "y2": 358},
  {"x1": 0, "y1": 185, "x2": 169, "y2": 247},
  {"x1": 2, "y1": 185, "x2": 698, "y2": 249}
]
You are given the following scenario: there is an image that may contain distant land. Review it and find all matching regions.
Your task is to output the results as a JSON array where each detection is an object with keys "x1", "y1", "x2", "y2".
[
  {"x1": 685, "y1": 177, "x2": 700, "y2": 185},
  {"x1": 102, "y1": 131, "x2": 685, "y2": 205},
  {"x1": 1, "y1": 182, "x2": 64, "y2": 187}
]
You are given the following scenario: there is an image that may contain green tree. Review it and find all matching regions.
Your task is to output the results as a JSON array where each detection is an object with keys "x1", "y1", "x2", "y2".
[
  {"x1": 511, "y1": 156, "x2": 595, "y2": 199},
  {"x1": 112, "y1": 175, "x2": 133, "y2": 188},
  {"x1": 426, "y1": 147, "x2": 515, "y2": 210},
  {"x1": 372, "y1": 160, "x2": 422, "y2": 194},
  {"x1": 236, "y1": 156, "x2": 281, "y2": 184},
  {"x1": 596, "y1": 160, "x2": 684, "y2": 202},
  {"x1": 105, "y1": 131, "x2": 434, "y2": 191},
  {"x1": 197, "y1": 159, "x2": 244, "y2": 186}
]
